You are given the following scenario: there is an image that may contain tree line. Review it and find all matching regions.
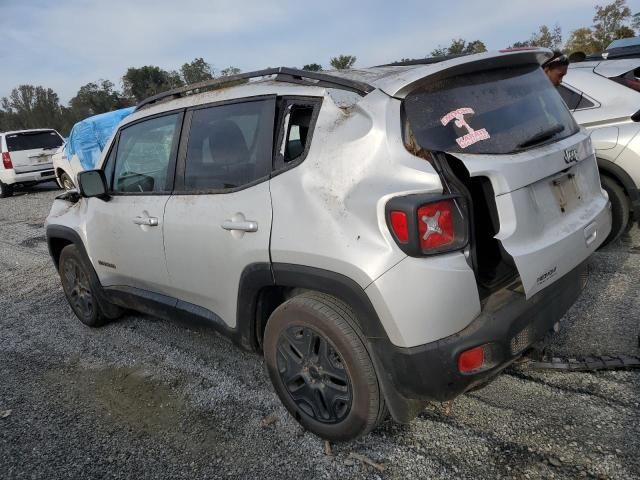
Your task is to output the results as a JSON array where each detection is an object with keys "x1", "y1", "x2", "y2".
[{"x1": 1, "y1": 0, "x2": 637, "y2": 136}]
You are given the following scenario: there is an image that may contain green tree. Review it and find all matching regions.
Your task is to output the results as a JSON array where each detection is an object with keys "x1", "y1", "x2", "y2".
[
  {"x1": 565, "y1": 27, "x2": 600, "y2": 54},
  {"x1": 69, "y1": 80, "x2": 129, "y2": 119},
  {"x1": 302, "y1": 63, "x2": 322, "y2": 71},
  {"x1": 430, "y1": 46, "x2": 449, "y2": 57},
  {"x1": 565, "y1": 0, "x2": 635, "y2": 54},
  {"x1": 220, "y1": 66, "x2": 241, "y2": 77},
  {"x1": 533, "y1": 25, "x2": 563, "y2": 49},
  {"x1": 592, "y1": 0, "x2": 633, "y2": 50},
  {"x1": 510, "y1": 25, "x2": 562, "y2": 49},
  {"x1": 1, "y1": 85, "x2": 64, "y2": 131},
  {"x1": 330, "y1": 55, "x2": 357, "y2": 70},
  {"x1": 180, "y1": 57, "x2": 213, "y2": 85},
  {"x1": 633, "y1": 12, "x2": 640, "y2": 32},
  {"x1": 431, "y1": 38, "x2": 486, "y2": 56},
  {"x1": 122, "y1": 65, "x2": 185, "y2": 103}
]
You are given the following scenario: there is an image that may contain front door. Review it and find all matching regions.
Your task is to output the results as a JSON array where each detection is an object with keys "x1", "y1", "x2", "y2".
[
  {"x1": 163, "y1": 97, "x2": 275, "y2": 327},
  {"x1": 85, "y1": 111, "x2": 183, "y2": 295}
]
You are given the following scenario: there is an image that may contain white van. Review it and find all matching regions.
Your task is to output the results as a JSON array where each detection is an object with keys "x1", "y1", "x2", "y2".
[{"x1": 0, "y1": 129, "x2": 64, "y2": 197}]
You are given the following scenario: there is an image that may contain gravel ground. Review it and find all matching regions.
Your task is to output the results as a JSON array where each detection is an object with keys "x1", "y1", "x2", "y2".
[{"x1": 0, "y1": 183, "x2": 638, "y2": 480}]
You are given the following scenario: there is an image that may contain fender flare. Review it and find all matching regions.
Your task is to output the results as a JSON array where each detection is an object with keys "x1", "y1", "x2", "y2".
[
  {"x1": 45, "y1": 224, "x2": 86, "y2": 269},
  {"x1": 238, "y1": 262, "x2": 423, "y2": 422},
  {"x1": 45, "y1": 224, "x2": 121, "y2": 318}
]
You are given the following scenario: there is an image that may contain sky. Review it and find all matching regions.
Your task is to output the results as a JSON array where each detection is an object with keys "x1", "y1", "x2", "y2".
[{"x1": 3, "y1": 0, "x2": 640, "y2": 103}]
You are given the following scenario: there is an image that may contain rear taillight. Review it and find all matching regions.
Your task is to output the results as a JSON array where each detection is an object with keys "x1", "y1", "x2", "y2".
[
  {"x1": 386, "y1": 195, "x2": 469, "y2": 256},
  {"x1": 2, "y1": 152, "x2": 12, "y2": 170},
  {"x1": 417, "y1": 200, "x2": 454, "y2": 250},
  {"x1": 389, "y1": 211, "x2": 409, "y2": 243},
  {"x1": 612, "y1": 76, "x2": 640, "y2": 92}
]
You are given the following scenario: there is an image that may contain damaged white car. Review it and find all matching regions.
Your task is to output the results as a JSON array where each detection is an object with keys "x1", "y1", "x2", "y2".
[{"x1": 45, "y1": 49, "x2": 610, "y2": 441}]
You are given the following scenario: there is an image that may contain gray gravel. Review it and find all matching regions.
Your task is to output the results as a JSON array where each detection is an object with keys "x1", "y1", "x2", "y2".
[{"x1": 1, "y1": 183, "x2": 638, "y2": 480}]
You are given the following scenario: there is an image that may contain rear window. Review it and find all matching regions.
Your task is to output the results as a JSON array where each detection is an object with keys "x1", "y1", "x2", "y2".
[
  {"x1": 5, "y1": 131, "x2": 63, "y2": 152},
  {"x1": 403, "y1": 64, "x2": 579, "y2": 154}
]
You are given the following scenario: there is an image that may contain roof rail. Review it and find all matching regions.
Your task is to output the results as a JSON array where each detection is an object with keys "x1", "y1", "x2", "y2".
[
  {"x1": 135, "y1": 67, "x2": 375, "y2": 110},
  {"x1": 376, "y1": 54, "x2": 467, "y2": 67}
]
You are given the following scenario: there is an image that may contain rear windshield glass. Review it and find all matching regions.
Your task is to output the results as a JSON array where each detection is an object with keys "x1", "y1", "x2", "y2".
[
  {"x1": 5, "y1": 131, "x2": 63, "y2": 152},
  {"x1": 403, "y1": 64, "x2": 579, "y2": 154}
]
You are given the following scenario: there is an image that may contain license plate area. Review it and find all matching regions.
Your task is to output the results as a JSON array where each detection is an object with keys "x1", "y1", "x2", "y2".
[{"x1": 552, "y1": 173, "x2": 582, "y2": 213}]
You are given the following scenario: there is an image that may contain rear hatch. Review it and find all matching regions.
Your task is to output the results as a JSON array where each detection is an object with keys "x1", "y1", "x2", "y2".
[
  {"x1": 402, "y1": 59, "x2": 610, "y2": 298},
  {"x1": 5, "y1": 130, "x2": 63, "y2": 173}
]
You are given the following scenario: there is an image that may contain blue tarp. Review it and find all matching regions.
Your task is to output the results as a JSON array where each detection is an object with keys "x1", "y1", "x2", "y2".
[{"x1": 64, "y1": 107, "x2": 135, "y2": 170}]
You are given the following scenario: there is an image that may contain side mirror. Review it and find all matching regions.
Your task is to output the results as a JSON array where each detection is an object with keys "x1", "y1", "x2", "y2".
[{"x1": 77, "y1": 170, "x2": 109, "y2": 200}]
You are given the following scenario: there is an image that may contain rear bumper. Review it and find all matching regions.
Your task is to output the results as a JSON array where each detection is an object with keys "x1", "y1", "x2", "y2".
[
  {"x1": 0, "y1": 167, "x2": 56, "y2": 185},
  {"x1": 370, "y1": 260, "x2": 586, "y2": 420}
]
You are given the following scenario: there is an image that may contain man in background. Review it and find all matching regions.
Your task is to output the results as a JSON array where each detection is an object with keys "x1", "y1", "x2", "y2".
[{"x1": 543, "y1": 51, "x2": 570, "y2": 87}]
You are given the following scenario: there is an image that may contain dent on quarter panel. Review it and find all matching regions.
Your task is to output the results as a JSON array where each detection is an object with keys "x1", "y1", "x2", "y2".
[{"x1": 269, "y1": 89, "x2": 442, "y2": 290}]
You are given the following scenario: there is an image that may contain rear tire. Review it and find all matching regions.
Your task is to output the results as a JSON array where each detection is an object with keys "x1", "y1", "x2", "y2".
[
  {"x1": 600, "y1": 175, "x2": 630, "y2": 247},
  {"x1": 0, "y1": 181, "x2": 14, "y2": 198},
  {"x1": 263, "y1": 292, "x2": 386, "y2": 441},
  {"x1": 58, "y1": 244, "x2": 122, "y2": 327}
]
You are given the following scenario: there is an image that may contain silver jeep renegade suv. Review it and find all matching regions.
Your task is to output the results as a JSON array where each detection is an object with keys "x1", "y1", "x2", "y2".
[{"x1": 46, "y1": 49, "x2": 611, "y2": 441}]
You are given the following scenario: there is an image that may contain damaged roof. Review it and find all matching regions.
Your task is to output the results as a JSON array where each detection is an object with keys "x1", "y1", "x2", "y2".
[
  {"x1": 324, "y1": 49, "x2": 552, "y2": 98},
  {"x1": 135, "y1": 49, "x2": 552, "y2": 111}
]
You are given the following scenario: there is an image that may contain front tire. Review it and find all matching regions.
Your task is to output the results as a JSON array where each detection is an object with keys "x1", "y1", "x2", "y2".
[
  {"x1": 264, "y1": 292, "x2": 386, "y2": 441},
  {"x1": 0, "y1": 181, "x2": 14, "y2": 198},
  {"x1": 58, "y1": 244, "x2": 121, "y2": 327},
  {"x1": 600, "y1": 175, "x2": 630, "y2": 247},
  {"x1": 59, "y1": 172, "x2": 75, "y2": 191}
]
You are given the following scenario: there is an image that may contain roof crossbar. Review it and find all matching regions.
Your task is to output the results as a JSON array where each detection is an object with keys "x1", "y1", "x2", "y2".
[{"x1": 135, "y1": 67, "x2": 375, "y2": 110}]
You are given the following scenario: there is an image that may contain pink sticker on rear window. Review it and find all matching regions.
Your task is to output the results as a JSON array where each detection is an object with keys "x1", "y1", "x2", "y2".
[{"x1": 440, "y1": 107, "x2": 490, "y2": 149}]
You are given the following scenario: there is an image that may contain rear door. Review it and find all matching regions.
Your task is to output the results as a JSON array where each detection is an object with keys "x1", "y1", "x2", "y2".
[
  {"x1": 403, "y1": 63, "x2": 610, "y2": 298},
  {"x1": 163, "y1": 96, "x2": 275, "y2": 328},
  {"x1": 4, "y1": 130, "x2": 63, "y2": 173}
]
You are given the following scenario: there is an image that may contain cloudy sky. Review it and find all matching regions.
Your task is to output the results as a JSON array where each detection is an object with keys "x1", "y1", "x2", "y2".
[{"x1": 3, "y1": 0, "x2": 640, "y2": 103}]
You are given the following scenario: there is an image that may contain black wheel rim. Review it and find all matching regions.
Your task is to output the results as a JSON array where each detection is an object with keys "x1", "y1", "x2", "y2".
[
  {"x1": 276, "y1": 326, "x2": 352, "y2": 423},
  {"x1": 62, "y1": 257, "x2": 94, "y2": 319}
]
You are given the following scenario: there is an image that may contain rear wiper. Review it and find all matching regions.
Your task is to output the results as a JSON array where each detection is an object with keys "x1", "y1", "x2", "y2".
[{"x1": 517, "y1": 124, "x2": 565, "y2": 149}]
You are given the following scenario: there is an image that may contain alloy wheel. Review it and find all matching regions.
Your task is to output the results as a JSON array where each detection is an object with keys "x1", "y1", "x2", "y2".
[
  {"x1": 62, "y1": 257, "x2": 94, "y2": 319},
  {"x1": 276, "y1": 326, "x2": 352, "y2": 423}
]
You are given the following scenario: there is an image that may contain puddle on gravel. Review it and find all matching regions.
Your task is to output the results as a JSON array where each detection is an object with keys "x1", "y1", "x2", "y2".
[
  {"x1": 45, "y1": 366, "x2": 236, "y2": 457},
  {"x1": 72, "y1": 367, "x2": 184, "y2": 432}
]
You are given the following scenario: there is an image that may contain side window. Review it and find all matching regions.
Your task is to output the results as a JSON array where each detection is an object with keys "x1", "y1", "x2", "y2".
[
  {"x1": 102, "y1": 141, "x2": 118, "y2": 190},
  {"x1": 284, "y1": 105, "x2": 316, "y2": 162},
  {"x1": 275, "y1": 98, "x2": 321, "y2": 170},
  {"x1": 576, "y1": 96, "x2": 595, "y2": 110},
  {"x1": 183, "y1": 98, "x2": 275, "y2": 191},
  {"x1": 557, "y1": 85, "x2": 582, "y2": 110},
  {"x1": 113, "y1": 113, "x2": 181, "y2": 193}
]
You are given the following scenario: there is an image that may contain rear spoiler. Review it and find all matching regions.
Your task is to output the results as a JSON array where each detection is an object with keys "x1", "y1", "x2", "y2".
[{"x1": 375, "y1": 49, "x2": 553, "y2": 98}]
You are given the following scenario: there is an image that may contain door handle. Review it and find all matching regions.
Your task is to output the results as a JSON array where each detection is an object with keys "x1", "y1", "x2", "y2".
[
  {"x1": 221, "y1": 220, "x2": 258, "y2": 232},
  {"x1": 133, "y1": 216, "x2": 159, "y2": 227}
]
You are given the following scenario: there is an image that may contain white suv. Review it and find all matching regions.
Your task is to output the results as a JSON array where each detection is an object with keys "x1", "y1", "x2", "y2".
[
  {"x1": 45, "y1": 50, "x2": 611, "y2": 441},
  {"x1": 560, "y1": 58, "x2": 640, "y2": 244},
  {"x1": 0, "y1": 129, "x2": 64, "y2": 197}
]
